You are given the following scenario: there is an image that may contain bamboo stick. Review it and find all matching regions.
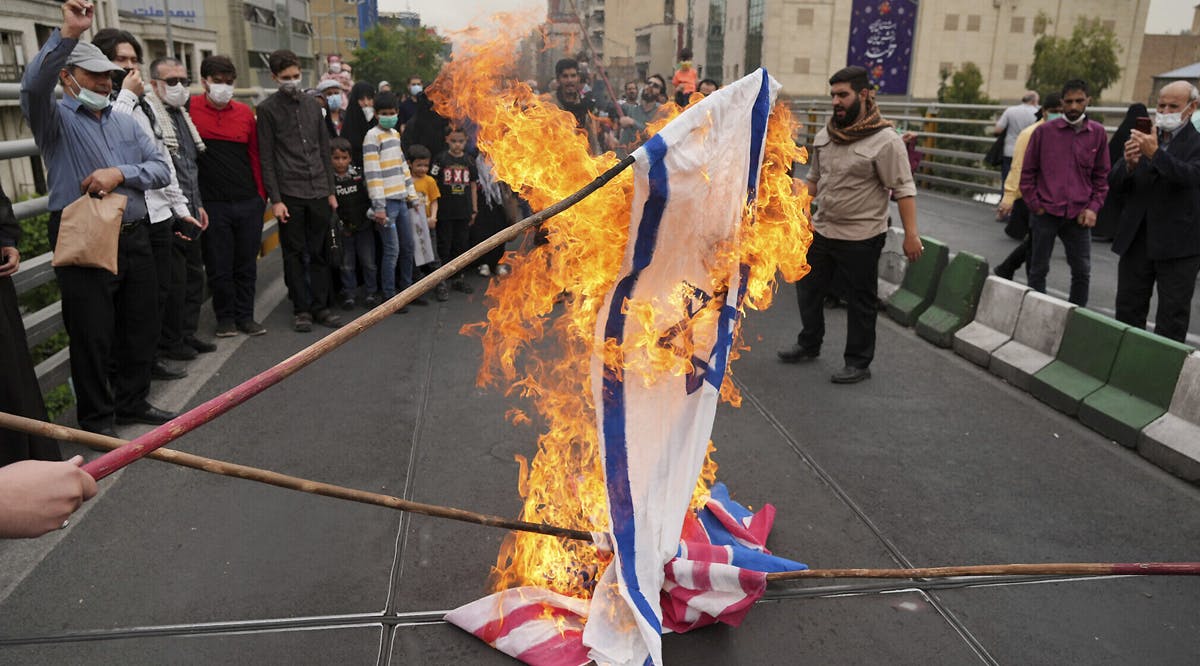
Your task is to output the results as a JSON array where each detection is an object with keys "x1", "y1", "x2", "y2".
[
  {"x1": 764, "y1": 562, "x2": 1200, "y2": 581},
  {"x1": 80, "y1": 155, "x2": 639, "y2": 481},
  {"x1": 0, "y1": 411, "x2": 593, "y2": 542}
]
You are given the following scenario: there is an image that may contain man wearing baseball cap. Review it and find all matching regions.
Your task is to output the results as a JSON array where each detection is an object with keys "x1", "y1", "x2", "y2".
[{"x1": 19, "y1": 0, "x2": 172, "y2": 436}]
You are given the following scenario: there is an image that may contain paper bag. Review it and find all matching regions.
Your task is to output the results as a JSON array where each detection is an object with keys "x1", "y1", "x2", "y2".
[{"x1": 52, "y1": 193, "x2": 127, "y2": 275}]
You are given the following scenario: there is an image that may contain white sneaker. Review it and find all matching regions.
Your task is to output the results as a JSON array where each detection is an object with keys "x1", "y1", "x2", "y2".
[
  {"x1": 478, "y1": 264, "x2": 492, "y2": 277},
  {"x1": 496, "y1": 264, "x2": 510, "y2": 276}
]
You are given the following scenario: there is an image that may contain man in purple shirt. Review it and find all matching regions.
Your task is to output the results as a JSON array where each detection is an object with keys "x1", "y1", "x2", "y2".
[{"x1": 1019, "y1": 79, "x2": 1110, "y2": 306}]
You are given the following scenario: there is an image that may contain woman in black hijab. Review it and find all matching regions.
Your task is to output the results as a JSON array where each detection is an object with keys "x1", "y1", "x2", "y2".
[
  {"x1": 1094, "y1": 103, "x2": 1149, "y2": 241},
  {"x1": 341, "y1": 81, "x2": 377, "y2": 168}
]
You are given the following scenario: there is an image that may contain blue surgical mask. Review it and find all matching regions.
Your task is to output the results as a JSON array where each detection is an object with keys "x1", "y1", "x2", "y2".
[
  {"x1": 326, "y1": 93, "x2": 343, "y2": 111},
  {"x1": 70, "y1": 74, "x2": 111, "y2": 112},
  {"x1": 1046, "y1": 112, "x2": 1063, "y2": 121},
  {"x1": 378, "y1": 114, "x2": 399, "y2": 130},
  {"x1": 409, "y1": 84, "x2": 423, "y2": 96}
]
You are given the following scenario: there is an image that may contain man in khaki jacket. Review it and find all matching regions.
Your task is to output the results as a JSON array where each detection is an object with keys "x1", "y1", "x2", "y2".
[{"x1": 779, "y1": 65, "x2": 922, "y2": 384}]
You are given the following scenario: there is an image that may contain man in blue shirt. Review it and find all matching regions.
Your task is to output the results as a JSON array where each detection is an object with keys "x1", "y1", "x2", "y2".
[{"x1": 20, "y1": 0, "x2": 174, "y2": 436}]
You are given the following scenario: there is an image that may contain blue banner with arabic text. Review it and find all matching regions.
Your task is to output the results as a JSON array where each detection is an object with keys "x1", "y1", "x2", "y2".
[{"x1": 846, "y1": 0, "x2": 918, "y2": 95}]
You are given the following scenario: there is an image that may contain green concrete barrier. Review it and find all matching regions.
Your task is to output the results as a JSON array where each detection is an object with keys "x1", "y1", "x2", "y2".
[
  {"x1": 885, "y1": 236, "x2": 948, "y2": 327},
  {"x1": 1078, "y1": 328, "x2": 1194, "y2": 448},
  {"x1": 915, "y1": 251, "x2": 989, "y2": 348},
  {"x1": 1029, "y1": 308, "x2": 1128, "y2": 417}
]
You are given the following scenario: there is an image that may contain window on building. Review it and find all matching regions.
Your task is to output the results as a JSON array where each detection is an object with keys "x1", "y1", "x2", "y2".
[
  {"x1": 707, "y1": 0, "x2": 725, "y2": 83},
  {"x1": 793, "y1": 57, "x2": 810, "y2": 75},
  {"x1": 966, "y1": 15, "x2": 981, "y2": 32},
  {"x1": 1010, "y1": 16, "x2": 1025, "y2": 33},
  {"x1": 797, "y1": 8, "x2": 814, "y2": 26},
  {"x1": 0, "y1": 30, "x2": 25, "y2": 83},
  {"x1": 746, "y1": 0, "x2": 764, "y2": 72},
  {"x1": 1003, "y1": 64, "x2": 1018, "y2": 80},
  {"x1": 944, "y1": 14, "x2": 958, "y2": 31},
  {"x1": 292, "y1": 19, "x2": 314, "y2": 35},
  {"x1": 664, "y1": 1, "x2": 674, "y2": 23},
  {"x1": 244, "y1": 4, "x2": 277, "y2": 27}
]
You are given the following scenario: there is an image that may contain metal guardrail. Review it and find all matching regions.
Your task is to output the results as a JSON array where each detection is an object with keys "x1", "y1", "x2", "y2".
[
  {"x1": 2, "y1": 82, "x2": 273, "y2": 394},
  {"x1": 786, "y1": 99, "x2": 1135, "y2": 194}
]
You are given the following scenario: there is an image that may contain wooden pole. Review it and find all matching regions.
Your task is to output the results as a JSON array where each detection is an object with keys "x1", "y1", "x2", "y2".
[
  {"x1": 80, "y1": 155, "x2": 638, "y2": 481},
  {"x1": 0, "y1": 412, "x2": 593, "y2": 542},
  {"x1": 5, "y1": 413, "x2": 1200, "y2": 581},
  {"x1": 765, "y1": 562, "x2": 1200, "y2": 580}
]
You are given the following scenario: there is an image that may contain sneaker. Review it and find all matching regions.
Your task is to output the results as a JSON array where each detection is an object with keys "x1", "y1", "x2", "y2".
[
  {"x1": 293, "y1": 313, "x2": 313, "y2": 333},
  {"x1": 314, "y1": 309, "x2": 343, "y2": 328},
  {"x1": 365, "y1": 293, "x2": 381, "y2": 308},
  {"x1": 215, "y1": 321, "x2": 238, "y2": 337},
  {"x1": 478, "y1": 264, "x2": 492, "y2": 277},
  {"x1": 435, "y1": 283, "x2": 450, "y2": 302},
  {"x1": 993, "y1": 265, "x2": 1015, "y2": 280},
  {"x1": 236, "y1": 319, "x2": 266, "y2": 336},
  {"x1": 341, "y1": 295, "x2": 356, "y2": 310},
  {"x1": 496, "y1": 264, "x2": 510, "y2": 276}
]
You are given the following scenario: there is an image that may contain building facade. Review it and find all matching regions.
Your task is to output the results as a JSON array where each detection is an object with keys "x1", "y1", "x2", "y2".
[{"x1": 200, "y1": 0, "x2": 315, "y2": 89}]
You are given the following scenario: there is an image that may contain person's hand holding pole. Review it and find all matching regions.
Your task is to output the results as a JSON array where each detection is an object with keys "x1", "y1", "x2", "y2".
[{"x1": 0, "y1": 456, "x2": 98, "y2": 538}]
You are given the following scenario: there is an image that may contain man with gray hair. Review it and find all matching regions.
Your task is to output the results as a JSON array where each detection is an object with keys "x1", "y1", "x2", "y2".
[
  {"x1": 994, "y1": 90, "x2": 1040, "y2": 189},
  {"x1": 1108, "y1": 80, "x2": 1200, "y2": 342}
]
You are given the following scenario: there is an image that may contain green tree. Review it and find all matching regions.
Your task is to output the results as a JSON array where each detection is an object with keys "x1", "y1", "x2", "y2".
[
  {"x1": 1026, "y1": 17, "x2": 1121, "y2": 101},
  {"x1": 351, "y1": 25, "x2": 448, "y2": 89}
]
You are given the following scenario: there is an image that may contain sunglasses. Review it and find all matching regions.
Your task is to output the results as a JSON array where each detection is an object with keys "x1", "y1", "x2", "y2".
[{"x1": 155, "y1": 77, "x2": 192, "y2": 87}]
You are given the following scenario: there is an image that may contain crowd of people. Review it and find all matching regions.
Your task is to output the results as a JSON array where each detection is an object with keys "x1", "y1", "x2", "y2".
[{"x1": 991, "y1": 78, "x2": 1200, "y2": 343}]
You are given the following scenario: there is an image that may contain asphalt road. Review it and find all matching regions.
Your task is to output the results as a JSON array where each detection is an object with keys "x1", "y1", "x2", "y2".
[{"x1": 1, "y1": 194, "x2": 1198, "y2": 665}]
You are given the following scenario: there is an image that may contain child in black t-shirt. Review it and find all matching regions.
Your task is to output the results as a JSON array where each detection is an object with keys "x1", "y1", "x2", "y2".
[
  {"x1": 429, "y1": 127, "x2": 477, "y2": 294},
  {"x1": 331, "y1": 137, "x2": 377, "y2": 309}
]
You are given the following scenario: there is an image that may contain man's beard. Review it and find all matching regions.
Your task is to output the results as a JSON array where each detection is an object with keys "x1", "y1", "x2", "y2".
[{"x1": 834, "y1": 98, "x2": 862, "y2": 128}]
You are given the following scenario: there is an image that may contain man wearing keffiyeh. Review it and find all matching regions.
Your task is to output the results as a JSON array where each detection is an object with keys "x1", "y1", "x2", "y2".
[{"x1": 779, "y1": 65, "x2": 923, "y2": 384}]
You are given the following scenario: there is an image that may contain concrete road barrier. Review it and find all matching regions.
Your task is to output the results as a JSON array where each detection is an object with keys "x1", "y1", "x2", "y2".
[
  {"x1": 1078, "y1": 328, "x2": 1194, "y2": 448},
  {"x1": 916, "y1": 251, "x2": 989, "y2": 348},
  {"x1": 953, "y1": 277, "x2": 1030, "y2": 367},
  {"x1": 877, "y1": 227, "x2": 908, "y2": 302},
  {"x1": 1029, "y1": 308, "x2": 1127, "y2": 417},
  {"x1": 988, "y1": 291, "x2": 1074, "y2": 392},
  {"x1": 1139, "y1": 351, "x2": 1200, "y2": 482},
  {"x1": 885, "y1": 236, "x2": 947, "y2": 327}
]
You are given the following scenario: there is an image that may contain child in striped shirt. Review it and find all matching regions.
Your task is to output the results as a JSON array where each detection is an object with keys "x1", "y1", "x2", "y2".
[{"x1": 362, "y1": 91, "x2": 424, "y2": 309}]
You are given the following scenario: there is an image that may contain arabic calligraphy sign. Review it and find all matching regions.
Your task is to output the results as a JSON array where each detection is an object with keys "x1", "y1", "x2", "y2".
[{"x1": 846, "y1": 0, "x2": 918, "y2": 95}]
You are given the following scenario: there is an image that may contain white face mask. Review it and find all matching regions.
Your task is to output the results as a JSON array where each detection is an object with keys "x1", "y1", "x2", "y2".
[
  {"x1": 329, "y1": 62, "x2": 342, "y2": 74},
  {"x1": 206, "y1": 82, "x2": 234, "y2": 106},
  {"x1": 1157, "y1": 112, "x2": 1186, "y2": 133},
  {"x1": 277, "y1": 77, "x2": 301, "y2": 95},
  {"x1": 1064, "y1": 113, "x2": 1086, "y2": 127},
  {"x1": 362, "y1": 106, "x2": 375, "y2": 122},
  {"x1": 162, "y1": 82, "x2": 190, "y2": 108},
  {"x1": 409, "y1": 84, "x2": 423, "y2": 96}
]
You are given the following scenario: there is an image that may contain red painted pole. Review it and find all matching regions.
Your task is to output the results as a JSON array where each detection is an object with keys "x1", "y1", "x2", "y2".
[{"x1": 81, "y1": 155, "x2": 637, "y2": 480}]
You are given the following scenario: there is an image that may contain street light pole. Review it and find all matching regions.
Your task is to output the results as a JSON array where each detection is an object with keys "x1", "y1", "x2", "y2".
[{"x1": 163, "y1": 0, "x2": 175, "y2": 58}]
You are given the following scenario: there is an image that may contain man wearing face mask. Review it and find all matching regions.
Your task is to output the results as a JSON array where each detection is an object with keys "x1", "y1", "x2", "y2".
[
  {"x1": 1107, "y1": 80, "x2": 1200, "y2": 342},
  {"x1": 398, "y1": 76, "x2": 422, "y2": 130},
  {"x1": 147, "y1": 56, "x2": 216, "y2": 360},
  {"x1": 778, "y1": 65, "x2": 922, "y2": 384},
  {"x1": 190, "y1": 54, "x2": 267, "y2": 339},
  {"x1": 94, "y1": 29, "x2": 204, "y2": 384},
  {"x1": 257, "y1": 49, "x2": 342, "y2": 332},
  {"x1": 19, "y1": 0, "x2": 172, "y2": 436},
  {"x1": 1020, "y1": 79, "x2": 1110, "y2": 307},
  {"x1": 317, "y1": 79, "x2": 345, "y2": 136}
]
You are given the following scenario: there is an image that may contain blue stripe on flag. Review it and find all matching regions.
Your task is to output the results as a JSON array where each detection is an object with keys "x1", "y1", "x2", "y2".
[
  {"x1": 745, "y1": 69, "x2": 773, "y2": 203},
  {"x1": 601, "y1": 133, "x2": 670, "y2": 635}
]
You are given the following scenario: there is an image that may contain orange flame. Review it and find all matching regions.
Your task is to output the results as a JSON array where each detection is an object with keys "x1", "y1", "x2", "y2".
[{"x1": 432, "y1": 19, "x2": 810, "y2": 600}]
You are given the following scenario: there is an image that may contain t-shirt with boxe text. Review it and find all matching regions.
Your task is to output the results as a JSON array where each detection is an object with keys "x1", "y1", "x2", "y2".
[{"x1": 429, "y1": 151, "x2": 477, "y2": 219}]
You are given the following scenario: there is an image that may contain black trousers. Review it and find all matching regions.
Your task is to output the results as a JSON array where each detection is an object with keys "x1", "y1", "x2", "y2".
[
  {"x1": 279, "y1": 195, "x2": 333, "y2": 314},
  {"x1": 202, "y1": 197, "x2": 264, "y2": 325},
  {"x1": 49, "y1": 213, "x2": 157, "y2": 432},
  {"x1": 1115, "y1": 225, "x2": 1200, "y2": 343},
  {"x1": 149, "y1": 220, "x2": 173, "y2": 352},
  {"x1": 161, "y1": 227, "x2": 207, "y2": 345},
  {"x1": 436, "y1": 217, "x2": 471, "y2": 279},
  {"x1": 0, "y1": 276, "x2": 61, "y2": 464},
  {"x1": 795, "y1": 231, "x2": 886, "y2": 369}
]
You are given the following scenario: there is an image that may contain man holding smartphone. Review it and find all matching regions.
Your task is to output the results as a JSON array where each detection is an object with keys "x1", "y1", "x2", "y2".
[
  {"x1": 1107, "y1": 80, "x2": 1200, "y2": 342},
  {"x1": 1019, "y1": 79, "x2": 1110, "y2": 306}
]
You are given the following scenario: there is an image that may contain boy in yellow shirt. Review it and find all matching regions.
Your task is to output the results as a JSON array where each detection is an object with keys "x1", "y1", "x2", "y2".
[{"x1": 407, "y1": 144, "x2": 446, "y2": 301}]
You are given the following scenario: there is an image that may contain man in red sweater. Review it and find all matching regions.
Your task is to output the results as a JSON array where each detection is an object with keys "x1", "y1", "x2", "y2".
[{"x1": 189, "y1": 55, "x2": 268, "y2": 338}]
